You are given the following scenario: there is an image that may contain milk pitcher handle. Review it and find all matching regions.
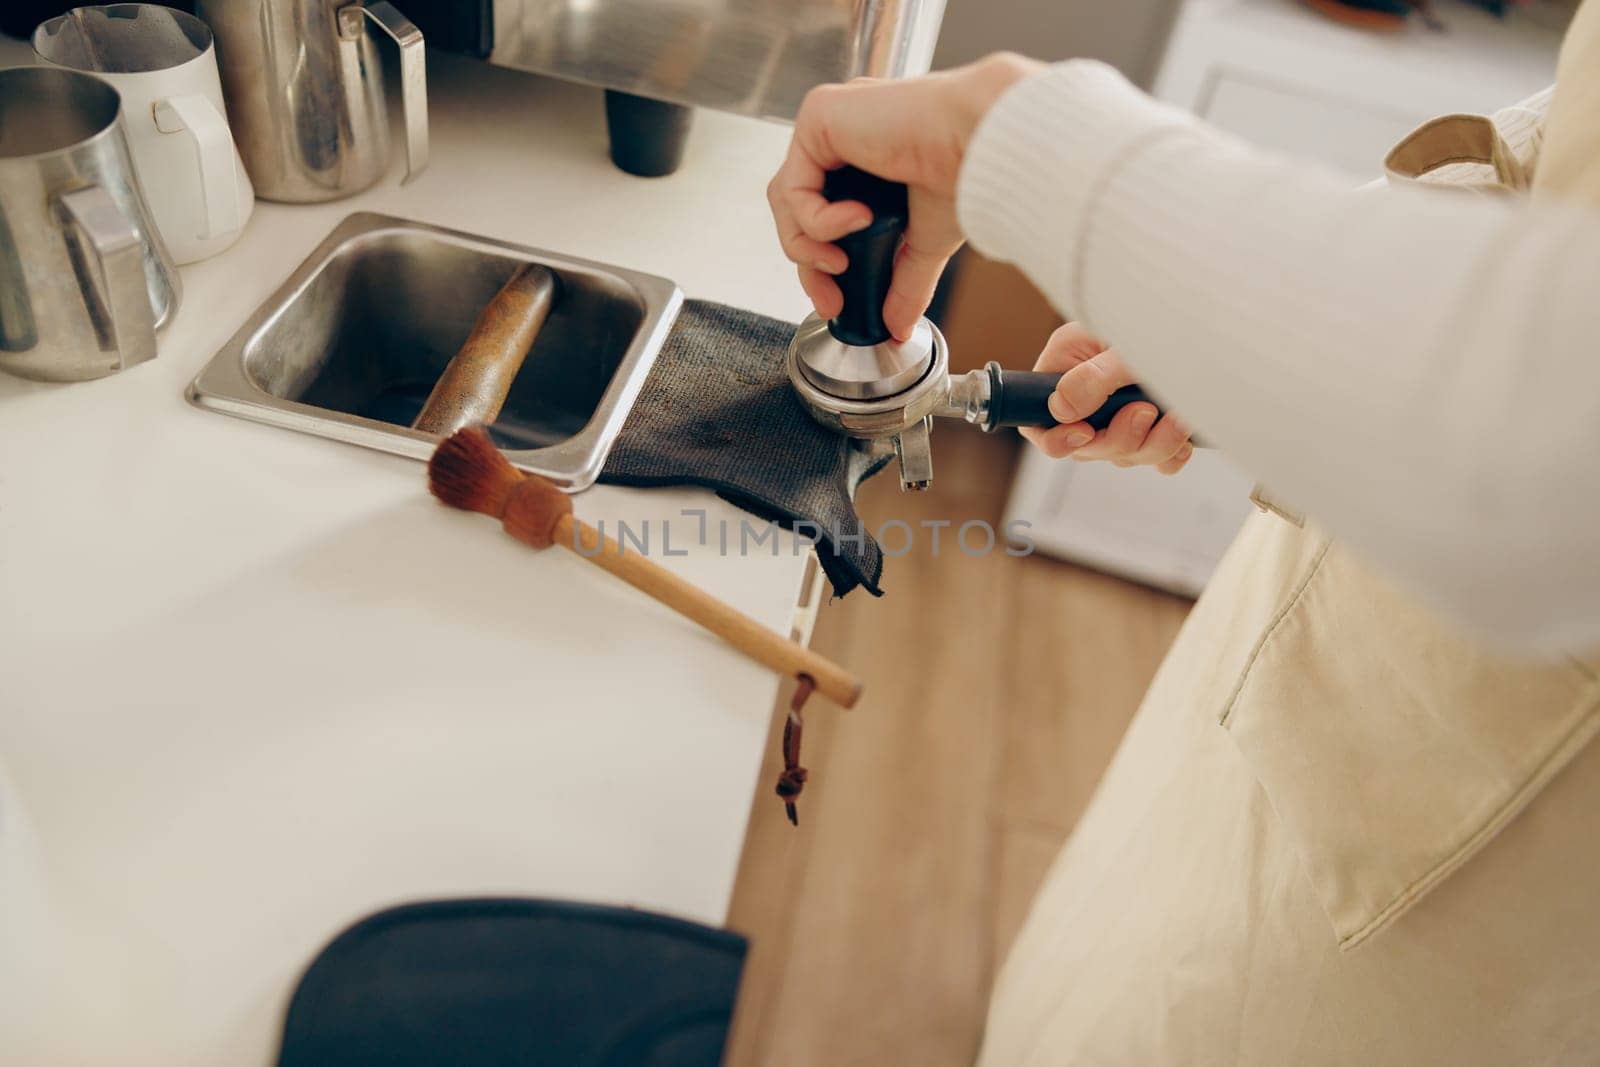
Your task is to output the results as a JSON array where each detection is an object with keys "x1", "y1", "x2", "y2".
[
  {"x1": 154, "y1": 94, "x2": 245, "y2": 239},
  {"x1": 58, "y1": 186, "x2": 159, "y2": 371},
  {"x1": 338, "y1": 1, "x2": 429, "y2": 184}
]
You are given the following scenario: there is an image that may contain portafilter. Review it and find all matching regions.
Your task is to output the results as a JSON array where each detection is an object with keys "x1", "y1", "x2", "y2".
[{"x1": 786, "y1": 167, "x2": 1162, "y2": 490}]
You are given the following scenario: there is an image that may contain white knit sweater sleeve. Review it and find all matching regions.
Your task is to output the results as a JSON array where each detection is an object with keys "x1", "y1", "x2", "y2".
[{"x1": 957, "y1": 61, "x2": 1600, "y2": 657}]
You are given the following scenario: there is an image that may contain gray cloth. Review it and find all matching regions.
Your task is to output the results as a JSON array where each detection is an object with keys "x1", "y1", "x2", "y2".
[{"x1": 600, "y1": 300, "x2": 889, "y2": 597}]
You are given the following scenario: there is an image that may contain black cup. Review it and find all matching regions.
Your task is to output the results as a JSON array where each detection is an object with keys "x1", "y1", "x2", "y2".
[{"x1": 604, "y1": 90, "x2": 693, "y2": 178}]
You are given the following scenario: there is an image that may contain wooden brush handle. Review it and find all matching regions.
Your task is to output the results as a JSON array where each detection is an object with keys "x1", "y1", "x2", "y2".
[
  {"x1": 553, "y1": 513, "x2": 863, "y2": 709},
  {"x1": 412, "y1": 264, "x2": 558, "y2": 436},
  {"x1": 477, "y1": 455, "x2": 863, "y2": 709}
]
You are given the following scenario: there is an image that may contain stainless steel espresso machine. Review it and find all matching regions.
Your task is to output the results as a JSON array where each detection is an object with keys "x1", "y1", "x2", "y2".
[{"x1": 399, "y1": 0, "x2": 948, "y2": 173}]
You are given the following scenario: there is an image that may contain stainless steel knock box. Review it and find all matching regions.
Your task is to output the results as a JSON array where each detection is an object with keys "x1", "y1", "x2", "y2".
[{"x1": 188, "y1": 213, "x2": 682, "y2": 489}]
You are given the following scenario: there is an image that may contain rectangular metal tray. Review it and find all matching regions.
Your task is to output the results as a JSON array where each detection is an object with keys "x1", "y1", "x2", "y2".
[{"x1": 187, "y1": 212, "x2": 682, "y2": 490}]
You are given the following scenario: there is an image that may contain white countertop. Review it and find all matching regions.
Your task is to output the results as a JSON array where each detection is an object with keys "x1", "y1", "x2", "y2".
[{"x1": 0, "y1": 41, "x2": 817, "y2": 1065}]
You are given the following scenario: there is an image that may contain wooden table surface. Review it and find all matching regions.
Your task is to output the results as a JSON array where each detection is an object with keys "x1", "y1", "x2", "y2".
[{"x1": 725, "y1": 428, "x2": 1193, "y2": 1066}]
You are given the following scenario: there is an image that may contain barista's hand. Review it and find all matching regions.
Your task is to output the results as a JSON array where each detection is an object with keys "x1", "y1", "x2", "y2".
[
  {"x1": 769, "y1": 53, "x2": 1042, "y2": 341},
  {"x1": 1019, "y1": 323, "x2": 1194, "y2": 475}
]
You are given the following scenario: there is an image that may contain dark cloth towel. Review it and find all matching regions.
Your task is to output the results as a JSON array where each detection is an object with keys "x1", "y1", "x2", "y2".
[{"x1": 600, "y1": 300, "x2": 889, "y2": 597}]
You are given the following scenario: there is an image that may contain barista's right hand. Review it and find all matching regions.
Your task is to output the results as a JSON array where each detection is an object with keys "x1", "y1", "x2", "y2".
[
  {"x1": 768, "y1": 53, "x2": 1042, "y2": 342},
  {"x1": 1019, "y1": 323, "x2": 1194, "y2": 475}
]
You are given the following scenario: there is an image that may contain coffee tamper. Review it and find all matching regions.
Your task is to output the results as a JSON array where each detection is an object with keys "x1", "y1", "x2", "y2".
[{"x1": 786, "y1": 166, "x2": 1160, "y2": 491}]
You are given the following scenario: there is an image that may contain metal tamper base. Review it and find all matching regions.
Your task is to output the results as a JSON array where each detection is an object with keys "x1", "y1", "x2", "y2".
[{"x1": 786, "y1": 311, "x2": 951, "y2": 491}]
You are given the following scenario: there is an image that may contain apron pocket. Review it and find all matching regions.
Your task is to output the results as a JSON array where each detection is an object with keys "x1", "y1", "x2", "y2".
[{"x1": 1220, "y1": 541, "x2": 1600, "y2": 949}]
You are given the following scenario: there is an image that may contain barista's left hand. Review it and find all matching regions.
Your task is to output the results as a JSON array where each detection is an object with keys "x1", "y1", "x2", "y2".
[{"x1": 1019, "y1": 323, "x2": 1194, "y2": 475}]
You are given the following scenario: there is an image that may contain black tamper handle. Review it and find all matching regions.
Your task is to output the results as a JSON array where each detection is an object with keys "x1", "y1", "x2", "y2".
[
  {"x1": 822, "y1": 166, "x2": 909, "y2": 347},
  {"x1": 984, "y1": 363, "x2": 1162, "y2": 433}
]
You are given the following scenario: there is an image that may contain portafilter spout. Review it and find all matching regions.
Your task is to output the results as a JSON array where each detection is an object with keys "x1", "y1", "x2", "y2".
[{"x1": 786, "y1": 166, "x2": 1164, "y2": 490}]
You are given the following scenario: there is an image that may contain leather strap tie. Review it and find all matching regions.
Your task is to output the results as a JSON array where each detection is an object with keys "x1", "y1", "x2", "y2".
[{"x1": 777, "y1": 674, "x2": 816, "y2": 826}]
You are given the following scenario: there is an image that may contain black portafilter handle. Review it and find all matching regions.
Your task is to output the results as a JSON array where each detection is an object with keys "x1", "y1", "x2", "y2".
[
  {"x1": 822, "y1": 166, "x2": 908, "y2": 347},
  {"x1": 983, "y1": 364, "x2": 1161, "y2": 433}
]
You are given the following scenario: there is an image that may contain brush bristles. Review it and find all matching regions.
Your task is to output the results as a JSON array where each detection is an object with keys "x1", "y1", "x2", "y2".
[{"x1": 428, "y1": 426, "x2": 523, "y2": 517}]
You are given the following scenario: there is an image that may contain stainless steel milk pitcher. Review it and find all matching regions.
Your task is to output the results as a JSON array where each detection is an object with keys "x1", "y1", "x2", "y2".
[
  {"x1": 0, "y1": 66, "x2": 180, "y2": 382},
  {"x1": 199, "y1": 0, "x2": 429, "y2": 202}
]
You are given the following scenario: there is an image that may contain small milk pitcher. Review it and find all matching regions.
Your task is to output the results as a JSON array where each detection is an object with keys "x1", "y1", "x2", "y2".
[
  {"x1": 0, "y1": 66, "x2": 179, "y2": 382},
  {"x1": 198, "y1": 0, "x2": 429, "y2": 202},
  {"x1": 34, "y1": 4, "x2": 256, "y2": 264}
]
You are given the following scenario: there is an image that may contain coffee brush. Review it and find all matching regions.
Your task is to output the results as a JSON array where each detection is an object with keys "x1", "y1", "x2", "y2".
[{"x1": 428, "y1": 427, "x2": 860, "y2": 821}]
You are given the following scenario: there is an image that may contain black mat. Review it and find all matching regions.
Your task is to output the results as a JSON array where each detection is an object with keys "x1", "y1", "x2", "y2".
[
  {"x1": 599, "y1": 300, "x2": 889, "y2": 597},
  {"x1": 278, "y1": 898, "x2": 747, "y2": 1067}
]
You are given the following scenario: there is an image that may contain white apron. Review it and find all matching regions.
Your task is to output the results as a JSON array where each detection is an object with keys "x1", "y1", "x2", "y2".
[{"x1": 979, "y1": 6, "x2": 1600, "y2": 1064}]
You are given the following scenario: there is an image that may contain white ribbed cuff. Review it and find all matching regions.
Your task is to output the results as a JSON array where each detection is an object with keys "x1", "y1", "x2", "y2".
[{"x1": 956, "y1": 60, "x2": 1197, "y2": 317}]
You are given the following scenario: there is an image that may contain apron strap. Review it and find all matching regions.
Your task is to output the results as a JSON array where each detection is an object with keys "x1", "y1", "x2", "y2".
[{"x1": 1384, "y1": 113, "x2": 1530, "y2": 192}]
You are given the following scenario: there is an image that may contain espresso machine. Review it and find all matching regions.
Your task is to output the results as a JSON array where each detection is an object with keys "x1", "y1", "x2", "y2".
[{"x1": 396, "y1": 0, "x2": 947, "y2": 174}]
